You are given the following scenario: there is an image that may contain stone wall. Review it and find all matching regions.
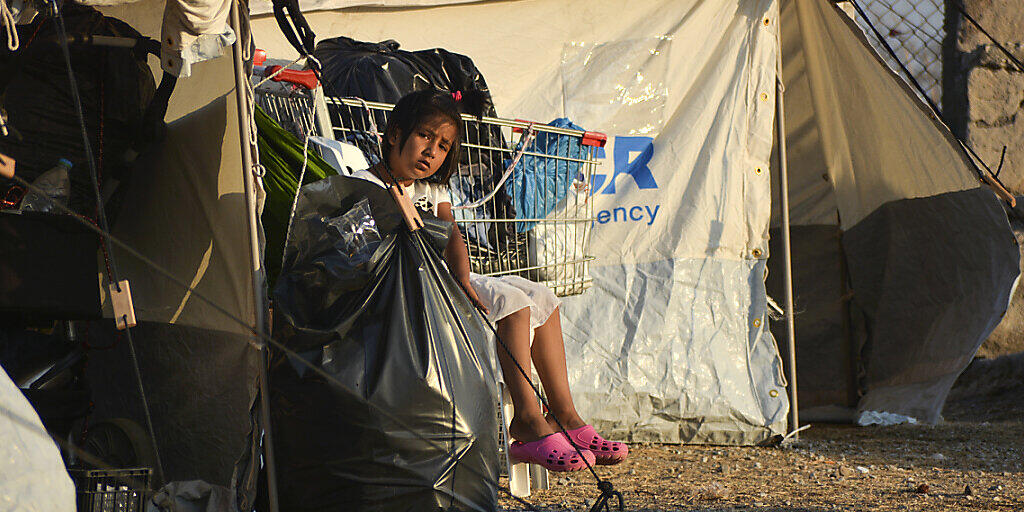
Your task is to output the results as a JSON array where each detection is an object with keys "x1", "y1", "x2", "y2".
[
  {"x1": 943, "y1": 0, "x2": 1024, "y2": 193},
  {"x1": 943, "y1": 0, "x2": 1024, "y2": 358}
]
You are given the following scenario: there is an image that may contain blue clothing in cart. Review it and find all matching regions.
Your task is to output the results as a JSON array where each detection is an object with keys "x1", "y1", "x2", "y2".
[{"x1": 504, "y1": 118, "x2": 586, "y2": 232}]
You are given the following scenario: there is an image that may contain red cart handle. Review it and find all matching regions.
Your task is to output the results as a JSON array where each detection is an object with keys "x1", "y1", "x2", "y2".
[
  {"x1": 261, "y1": 65, "x2": 320, "y2": 90},
  {"x1": 512, "y1": 119, "x2": 607, "y2": 148}
]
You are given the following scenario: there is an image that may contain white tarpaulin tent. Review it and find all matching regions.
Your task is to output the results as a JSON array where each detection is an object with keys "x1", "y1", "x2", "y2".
[
  {"x1": 0, "y1": 366, "x2": 75, "y2": 511},
  {"x1": 768, "y1": 0, "x2": 1018, "y2": 424},
  {"x1": 246, "y1": 0, "x2": 1018, "y2": 444}
]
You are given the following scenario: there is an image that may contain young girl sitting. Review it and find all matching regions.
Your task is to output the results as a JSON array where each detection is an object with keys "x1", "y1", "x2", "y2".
[{"x1": 348, "y1": 89, "x2": 628, "y2": 472}]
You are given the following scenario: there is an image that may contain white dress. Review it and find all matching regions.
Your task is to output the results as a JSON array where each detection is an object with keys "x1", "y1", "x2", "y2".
[{"x1": 349, "y1": 169, "x2": 561, "y2": 338}]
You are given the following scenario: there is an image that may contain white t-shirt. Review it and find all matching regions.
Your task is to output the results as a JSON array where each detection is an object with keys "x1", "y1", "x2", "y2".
[{"x1": 349, "y1": 169, "x2": 450, "y2": 216}]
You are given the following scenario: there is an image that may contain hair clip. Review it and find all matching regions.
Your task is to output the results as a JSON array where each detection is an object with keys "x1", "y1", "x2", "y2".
[{"x1": 451, "y1": 90, "x2": 462, "y2": 102}]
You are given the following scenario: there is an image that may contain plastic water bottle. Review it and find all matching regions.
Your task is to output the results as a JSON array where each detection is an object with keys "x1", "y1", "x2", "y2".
[{"x1": 20, "y1": 159, "x2": 72, "y2": 213}]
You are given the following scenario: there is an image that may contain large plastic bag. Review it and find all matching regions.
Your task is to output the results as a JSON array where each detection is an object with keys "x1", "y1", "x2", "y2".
[
  {"x1": 312, "y1": 36, "x2": 495, "y2": 114},
  {"x1": 271, "y1": 175, "x2": 499, "y2": 511},
  {"x1": 505, "y1": 118, "x2": 587, "y2": 232}
]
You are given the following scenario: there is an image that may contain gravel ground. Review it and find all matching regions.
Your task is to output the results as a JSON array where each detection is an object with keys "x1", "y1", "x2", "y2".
[{"x1": 499, "y1": 380, "x2": 1024, "y2": 511}]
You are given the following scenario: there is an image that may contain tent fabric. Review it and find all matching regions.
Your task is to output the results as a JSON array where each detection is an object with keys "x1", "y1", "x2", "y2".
[
  {"x1": 83, "y1": 321, "x2": 261, "y2": 494},
  {"x1": 98, "y1": 55, "x2": 257, "y2": 335},
  {"x1": 248, "y1": 0, "x2": 1018, "y2": 437},
  {"x1": 841, "y1": 188, "x2": 1018, "y2": 423},
  {"x1": 0, "y1": 366, "x2": 76, "y2": 512},
  {"x1": 248, "y1": 0, "x2": 486, "y2": 16},
  {"x1": 765, "y1": 0, "x2": 1019, "y2": 423},
  {"x1": 252, "y1": 0, "x2": 789, "y2": 444},
  {"x1": 0, "y1": 0, "x2": 260, "y2": 506},
  {"x1": 766, "y1": 225, "x2": 849, "y2": 411},
  {"x1": 90, "y1": 1, "x2": 263, "y2": 506},
  {"x1": 783, "y1": 0, "x2": 979, "y2": 230}
]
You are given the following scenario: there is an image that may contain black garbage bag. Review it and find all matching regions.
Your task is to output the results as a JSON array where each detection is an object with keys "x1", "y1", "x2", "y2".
[
  {"x1": 270, "y1": 175, "x2": 499, "y2": 511},
  {"x1": 313, "y1": 36, "x2": 495, "y2": 111},
  {"x1": 311, "y1": 36, "x2": 506, "y2": 182},
  {"x1": 311, "y1": 36, "x2": 526, "y2": 268}
]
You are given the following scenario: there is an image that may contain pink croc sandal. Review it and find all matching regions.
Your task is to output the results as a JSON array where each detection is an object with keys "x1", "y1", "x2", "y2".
[
  {"x1": 509, "y1": 433, "x2": 596, "y2": 472},
  {"x1": 562, "y1": 425, "x2": 628, "y2": 465}
]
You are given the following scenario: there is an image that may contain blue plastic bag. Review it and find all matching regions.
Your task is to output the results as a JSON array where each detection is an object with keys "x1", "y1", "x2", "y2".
[{"x1": 504, "y1": 118, "x2": 586, "y2": 232}]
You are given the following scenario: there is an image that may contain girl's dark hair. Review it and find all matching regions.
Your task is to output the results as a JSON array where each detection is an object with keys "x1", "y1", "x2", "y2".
[{"x1": 382, "y1": 88, "x2": 490, "y2": 184}]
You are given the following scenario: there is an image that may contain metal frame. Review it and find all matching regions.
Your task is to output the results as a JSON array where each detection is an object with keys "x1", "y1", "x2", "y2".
[
  {"x1": 255, "y1": 86, "x2": 605, "y2": 297},
  {"x1": 776, "y1": 10, "x2": 799, "y2": 439},
  {"x1": 324, "y1": 96, "x2": 601, "y2": 297}
]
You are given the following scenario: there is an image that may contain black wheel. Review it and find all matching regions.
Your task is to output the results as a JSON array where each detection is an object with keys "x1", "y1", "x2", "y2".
[{"x1": 79, "y1": 418, "x2": 157, "y2": 471}]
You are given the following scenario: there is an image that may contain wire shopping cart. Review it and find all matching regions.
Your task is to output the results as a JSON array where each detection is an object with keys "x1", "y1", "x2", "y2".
[{"x1": 254, "y1": 79, "x2": 605, "y2": 297}]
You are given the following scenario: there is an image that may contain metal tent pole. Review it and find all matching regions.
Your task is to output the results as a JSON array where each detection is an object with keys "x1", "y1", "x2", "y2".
[
  {"x1": 229, "y1": 2, "x2": 280, "y2": 511},
  {"x1": 774, "y1": 23, "x2": 800, "y2": 438}
]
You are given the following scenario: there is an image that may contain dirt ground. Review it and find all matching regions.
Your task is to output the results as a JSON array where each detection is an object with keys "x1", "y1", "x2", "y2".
[{"x1": 499, "y1": 372, "x2": 1024, "y2": 511}]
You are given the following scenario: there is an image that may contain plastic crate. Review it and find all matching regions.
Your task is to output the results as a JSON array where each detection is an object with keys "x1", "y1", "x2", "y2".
[{"x1": 69, "y1": 468, "x2": 151, "y2": 512}]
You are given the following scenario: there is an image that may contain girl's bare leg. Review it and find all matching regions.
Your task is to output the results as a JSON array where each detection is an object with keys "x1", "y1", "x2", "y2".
[
  {"x1": 531, "y1": 306, "x2": 587, "y2": 431},
  {"x1": 499, "y1": 308, "x2": 555, "y2": 443}
]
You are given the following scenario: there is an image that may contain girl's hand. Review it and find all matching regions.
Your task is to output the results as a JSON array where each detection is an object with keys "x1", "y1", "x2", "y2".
[
  {"x1": 459, "y1": 278, "x2": 489, "y2": 315},
  {"x1": 437, "y1": 202, "x2": 487, "y2": 314}
]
